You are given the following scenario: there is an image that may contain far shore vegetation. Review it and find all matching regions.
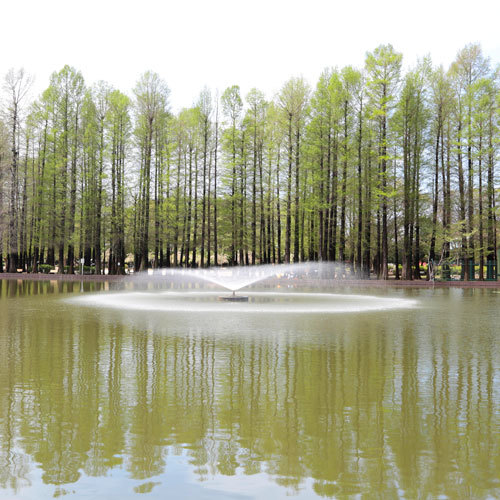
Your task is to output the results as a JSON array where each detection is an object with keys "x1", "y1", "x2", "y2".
[{"x1": 0, "y1": 44, "x2": 498, "y2": 280}]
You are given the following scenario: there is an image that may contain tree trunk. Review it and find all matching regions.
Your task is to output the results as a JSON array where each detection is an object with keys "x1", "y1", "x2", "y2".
[
  {"x1": 381, "y1": 84, "x2": 389, "y2": 280},
  {"x1": 356, "y1": 99, "x2": 363, "y2": 276},
  {"x1": 293, "y1": 126, "x2": 301, "y2": 263},
  {"x1": 340, "y1": 100, "x2": 348, "y2": 262},
  {"x1": 285, "y1": 113, "x2": 292, "y2": 263},
  {"x1": 429, "y1": 113, "x2": 440, "y2": 271}
]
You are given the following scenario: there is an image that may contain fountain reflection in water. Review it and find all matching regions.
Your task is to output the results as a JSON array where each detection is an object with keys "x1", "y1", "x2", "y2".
[{"x1": 67, "y1": 262, "x2": 418, "y2": 314}]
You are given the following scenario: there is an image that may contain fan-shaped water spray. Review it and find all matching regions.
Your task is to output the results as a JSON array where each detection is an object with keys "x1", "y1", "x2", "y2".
[
  {"x1": 137, "y1": 262, "x2": 330, "y2": 292},
  {"x1": 153, "y1": 262, "x2": 327, "y2": 301}
]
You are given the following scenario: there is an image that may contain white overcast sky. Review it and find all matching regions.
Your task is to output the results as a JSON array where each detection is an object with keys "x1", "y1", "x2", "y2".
[{"x1": 2, "y1": 0, "x2": 500, "y2": 111}]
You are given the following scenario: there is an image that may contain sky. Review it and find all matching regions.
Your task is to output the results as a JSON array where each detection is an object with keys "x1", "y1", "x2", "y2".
[{"x1": 2, "y1": 0, "x2": 500, "y2": 111}]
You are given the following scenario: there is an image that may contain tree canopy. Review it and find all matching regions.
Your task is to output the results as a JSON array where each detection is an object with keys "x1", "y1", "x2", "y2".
[{"x1": 0, "y1": 43, "x2": 499, "y2": 280}]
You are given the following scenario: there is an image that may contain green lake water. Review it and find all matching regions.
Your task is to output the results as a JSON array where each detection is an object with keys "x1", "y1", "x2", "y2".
[{"x1": 0, "y1": 279, "x2": 499, "y2": 499}]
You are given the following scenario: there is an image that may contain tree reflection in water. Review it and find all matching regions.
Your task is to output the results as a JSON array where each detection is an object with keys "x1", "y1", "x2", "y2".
[{"x1": 0, "y1": 281, "x2": 498, "y2": 498}]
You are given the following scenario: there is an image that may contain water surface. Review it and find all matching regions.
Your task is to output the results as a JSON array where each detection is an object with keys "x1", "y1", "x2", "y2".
[{"x1": 0, "y1": 279, "x2": 499, "y2": 498}]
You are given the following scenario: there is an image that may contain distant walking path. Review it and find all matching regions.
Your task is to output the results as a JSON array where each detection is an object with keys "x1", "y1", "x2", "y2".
[
  {"x1": 275, "y1": 278, "x2": 500, "y2": 288},
  {"x1": 0, "y1": 273, "x2": 124, "y2": 282}
]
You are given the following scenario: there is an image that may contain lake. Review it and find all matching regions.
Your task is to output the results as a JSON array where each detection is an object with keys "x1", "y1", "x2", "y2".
[{"x1": 0, "y1": 279, "x2": 499, "y2": 499}]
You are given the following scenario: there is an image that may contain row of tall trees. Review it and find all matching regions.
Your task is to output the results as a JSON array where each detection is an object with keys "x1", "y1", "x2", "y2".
[{"x1": 0, "y1": 44, "x2": 498, "y2": 278}]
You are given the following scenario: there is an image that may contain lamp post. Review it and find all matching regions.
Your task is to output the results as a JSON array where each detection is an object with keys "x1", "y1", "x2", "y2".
[{"x1": 80, "y1": 258, "x2": 85, "y2": 292}]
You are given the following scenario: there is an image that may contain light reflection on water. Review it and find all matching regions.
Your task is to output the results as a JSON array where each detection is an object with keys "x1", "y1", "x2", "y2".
[{"x1": 0, "y1": 279, "x2": 499, "y2": 499}]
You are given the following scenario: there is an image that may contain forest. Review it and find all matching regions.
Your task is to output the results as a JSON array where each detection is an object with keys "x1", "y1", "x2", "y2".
[{"x1": 0, "y1": 43, "x2": 498, "y2": 279}]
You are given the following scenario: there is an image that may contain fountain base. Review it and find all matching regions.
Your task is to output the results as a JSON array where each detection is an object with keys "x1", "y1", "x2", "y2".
[{"x1": 218, "y1": 292, "x2": 249, "y2": 302}]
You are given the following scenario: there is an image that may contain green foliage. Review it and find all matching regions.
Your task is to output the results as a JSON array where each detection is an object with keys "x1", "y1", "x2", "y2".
[{"x1": 1, "y1": 43, "x2": 499, "y2": 278}]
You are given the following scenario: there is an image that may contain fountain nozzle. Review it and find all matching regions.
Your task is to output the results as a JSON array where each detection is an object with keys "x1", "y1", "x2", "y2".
[{"x1": 218, "y1": 290, "x2": 249, "y2": 302}]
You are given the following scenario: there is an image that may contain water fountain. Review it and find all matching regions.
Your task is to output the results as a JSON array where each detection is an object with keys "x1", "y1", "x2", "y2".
[{"x1": 66, "y1": 262, "x2": 419, "y2": 314}]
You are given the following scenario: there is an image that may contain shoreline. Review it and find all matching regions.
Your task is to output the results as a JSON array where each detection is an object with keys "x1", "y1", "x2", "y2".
[{"x1": 1, "y1": 273, "x2": 499, "y2": 288}]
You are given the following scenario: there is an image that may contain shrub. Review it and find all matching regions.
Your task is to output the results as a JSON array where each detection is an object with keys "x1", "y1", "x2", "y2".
[
  {"x1": 81, "y1": 265, "x2": 96, "y2": 275},
  {"x1": 38, "y1": 264, "x2": 53, "y2": 274}
]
